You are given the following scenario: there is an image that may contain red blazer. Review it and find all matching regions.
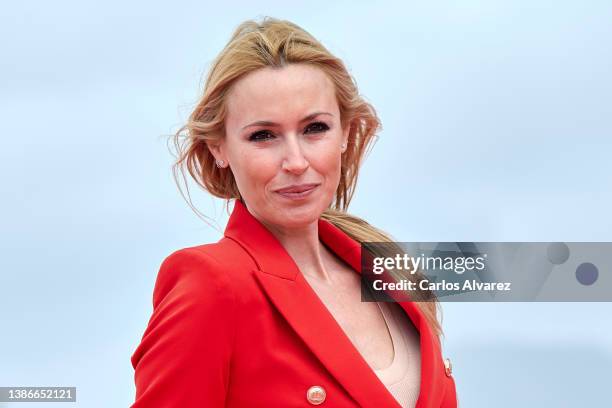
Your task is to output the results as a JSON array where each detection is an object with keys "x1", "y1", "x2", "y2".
[{"x1": 131, "y1": 199, "x2": 458, "y2": 407}]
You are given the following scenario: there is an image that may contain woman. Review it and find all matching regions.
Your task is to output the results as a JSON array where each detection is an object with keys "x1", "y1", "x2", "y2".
[{"x1": 131, "y1": 17, "x2": 457, "y2": 408}]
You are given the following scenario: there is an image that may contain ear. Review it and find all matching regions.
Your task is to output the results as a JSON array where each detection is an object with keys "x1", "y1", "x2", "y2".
[
  {"x1": 341, "y1": 122, "x2": 350, "y2": 152},
  {"x1": 206, "y1": 140, "x2": 228, "y2": 167}
]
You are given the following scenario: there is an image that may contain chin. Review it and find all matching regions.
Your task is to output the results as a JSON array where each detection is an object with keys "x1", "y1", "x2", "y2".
[{"x1": 273, "y1": 201, "x2": 325, "y2": 227}]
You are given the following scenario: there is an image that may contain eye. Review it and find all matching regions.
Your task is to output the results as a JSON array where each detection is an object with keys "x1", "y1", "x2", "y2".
[
  {"x1": 305, "y1": 121, "x2": 330, "y2": 134},
  {"x1": 248, "y1": 130, "x2": 274, "y2": 142}
]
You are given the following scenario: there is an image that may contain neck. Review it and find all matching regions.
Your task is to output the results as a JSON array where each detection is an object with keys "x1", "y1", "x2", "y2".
[
  {"x1": 266, "y1": 218, "x2": 334, "y2": 282},
  {"x1": 240, "y1": 200, "x2": 332, "y2": 282}
]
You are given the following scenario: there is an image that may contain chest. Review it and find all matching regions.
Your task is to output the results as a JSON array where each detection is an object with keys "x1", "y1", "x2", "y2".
[{"x1": 303, "y1": 265, "x2": 396, "y2": 371}]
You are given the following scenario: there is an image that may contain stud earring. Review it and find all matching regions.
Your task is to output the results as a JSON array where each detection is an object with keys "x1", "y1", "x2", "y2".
[
  {"x1": 215, "y1": 159, "x2": 225, "y2": 168},
  {"x1": 341, "y1": 142, "x2": 347, "y2": 152}
]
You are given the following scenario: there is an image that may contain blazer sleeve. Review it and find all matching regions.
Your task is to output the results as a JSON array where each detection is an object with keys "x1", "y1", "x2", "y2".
[{"x1": 130, "y1": 248, "x2": 237, "y2": 407}]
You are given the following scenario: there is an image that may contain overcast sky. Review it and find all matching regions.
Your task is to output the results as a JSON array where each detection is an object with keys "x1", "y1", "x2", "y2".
[{"x1": 1, "y1": 1, "x2": 611, "y2": 407}]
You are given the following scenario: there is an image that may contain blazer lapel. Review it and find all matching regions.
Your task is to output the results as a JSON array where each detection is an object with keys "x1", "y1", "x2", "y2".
[{"x1": 224, "y1": 199, "x2": 443, "y2": 408}]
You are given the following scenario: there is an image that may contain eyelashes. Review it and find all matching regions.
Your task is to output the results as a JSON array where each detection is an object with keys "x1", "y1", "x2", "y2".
[{"x1": 248, "y1": 121, "x2": 330, "y2": 142}]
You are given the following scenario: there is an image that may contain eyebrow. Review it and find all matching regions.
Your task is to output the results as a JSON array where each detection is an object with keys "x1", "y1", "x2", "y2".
[{"x1": 241, "y1": 111, "x2": 333, "y2": 131}]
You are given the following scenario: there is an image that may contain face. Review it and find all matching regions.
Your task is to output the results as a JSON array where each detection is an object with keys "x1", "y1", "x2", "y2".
[{"x1": 209, "y1": 63, "x2": 349, "y2": 230}]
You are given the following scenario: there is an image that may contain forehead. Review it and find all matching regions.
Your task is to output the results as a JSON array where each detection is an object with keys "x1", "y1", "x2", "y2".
[{"x1": 225, "y1": 64, "x2": 337, "y2": 127}]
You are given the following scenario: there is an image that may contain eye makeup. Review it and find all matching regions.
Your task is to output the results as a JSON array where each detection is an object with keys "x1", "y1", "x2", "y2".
[{"x1": 247, "y1": 121, "x2": 330, "y2": 142}]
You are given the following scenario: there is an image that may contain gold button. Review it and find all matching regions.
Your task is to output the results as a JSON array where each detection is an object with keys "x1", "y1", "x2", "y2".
[
  {"x1": 306, "y1": 385, "x2": 326, "y2": 405},
  {"x1": 444, "y1": 357, "x2": 452, "y2": 376}
]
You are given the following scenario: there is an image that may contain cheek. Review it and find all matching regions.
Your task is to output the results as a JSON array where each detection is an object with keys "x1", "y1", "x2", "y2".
[
  {"x1": 312, "y1": 147, "x2": 342, "y2": 180},
  {"x1": 231, "y1": 149, "x2": 278, "y2": 188}
]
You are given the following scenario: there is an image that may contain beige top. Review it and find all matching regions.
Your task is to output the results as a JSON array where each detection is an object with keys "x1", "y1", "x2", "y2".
[{"x1": 373, "y1": 301, "x2": 421, "y2": 408}]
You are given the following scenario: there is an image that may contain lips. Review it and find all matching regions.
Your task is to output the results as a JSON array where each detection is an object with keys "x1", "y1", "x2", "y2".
[{"x1": 274, "y1": 183, "x2": 320, "y2": 194}]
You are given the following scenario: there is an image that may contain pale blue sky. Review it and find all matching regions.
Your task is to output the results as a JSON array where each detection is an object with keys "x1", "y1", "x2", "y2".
[{"x1": 1, "y1": 1, "x2": 611, "y2": 406}]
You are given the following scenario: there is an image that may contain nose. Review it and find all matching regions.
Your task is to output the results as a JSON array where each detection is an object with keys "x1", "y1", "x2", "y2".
[{"x1": 281, "y1": 136, "x2": 309, "y2": 174}]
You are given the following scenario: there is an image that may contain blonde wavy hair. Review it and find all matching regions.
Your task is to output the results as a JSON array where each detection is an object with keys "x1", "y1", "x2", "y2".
[{"x1": 170, "y1": 16, "x2": 442, "y2": 338}]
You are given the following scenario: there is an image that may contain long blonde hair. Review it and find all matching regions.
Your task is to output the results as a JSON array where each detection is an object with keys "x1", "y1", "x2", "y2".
[{"x1": 171, "y1": 16, "x2": 442, "y2": 338}]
